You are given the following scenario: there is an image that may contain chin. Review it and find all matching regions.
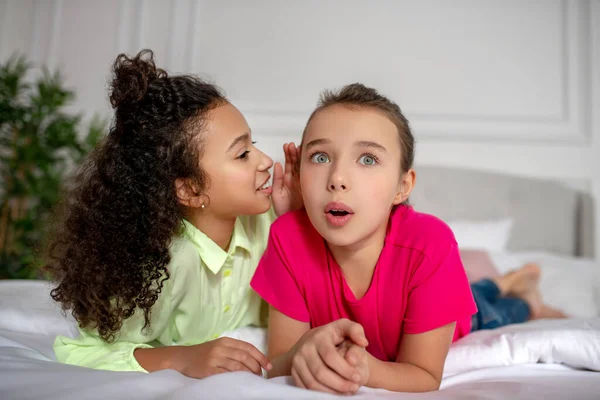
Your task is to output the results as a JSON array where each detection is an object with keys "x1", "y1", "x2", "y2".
[
  {"x1": 314, "y1": 225, "x2": 357, "y2": 248},
  {"x1": 253, "y1": 198, "x2": 273, "y2": 215}
]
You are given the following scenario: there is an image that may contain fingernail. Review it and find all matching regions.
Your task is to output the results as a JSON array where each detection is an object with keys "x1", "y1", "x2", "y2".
[
  {"x1": 266, "y1": 363, "x2": 273, "y2": 370},
  {"x1": 352, "y1": 374, "x2": 361, "y2": 382},
  {"x1": 351, "y1": 384, "x2": 359, "y2": 392},
  {"x1": 348, "y1": 355, "x2": 357, "y2": 365}
]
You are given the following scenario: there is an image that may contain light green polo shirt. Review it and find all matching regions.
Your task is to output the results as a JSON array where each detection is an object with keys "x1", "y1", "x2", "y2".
[{"x1": 53, "y1": 208, "x2": 276, "y2": 372}]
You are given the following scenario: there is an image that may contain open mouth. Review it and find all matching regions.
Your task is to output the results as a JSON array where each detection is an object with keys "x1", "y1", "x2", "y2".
[
  {"x1": 257, "y1": 177, "x2": 272, "y2": 191},
  {"x1": 324, "y1": 202, "x2": 354, "y2": 215},
  {"x1": 324, "y1": 202, "x2": 354, "y2": 227},
  {"x1": 323, "y1": 201, "x2": 354, "y2": 228},
  {"x1": 327, "y1": 209, "x2": 350, "y2": 217}
]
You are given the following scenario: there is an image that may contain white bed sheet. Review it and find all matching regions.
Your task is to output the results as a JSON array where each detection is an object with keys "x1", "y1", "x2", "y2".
[{"x1": 1, "y1": 251, "x2": 599, "y2": 400}]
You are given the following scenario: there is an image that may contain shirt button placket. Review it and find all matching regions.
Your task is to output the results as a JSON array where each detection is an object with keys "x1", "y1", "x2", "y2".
[{"x1": 223, "y1": 254, "x2": 234, "y2": 317}]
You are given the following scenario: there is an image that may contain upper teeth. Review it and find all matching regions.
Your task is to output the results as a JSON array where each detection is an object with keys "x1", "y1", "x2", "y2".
[
  {"x1": 259, "y1": 182, "x2": 271, "y2": 190},
  {"x1": 332, "y1": 209, "x2": 345, "y2": 212}
]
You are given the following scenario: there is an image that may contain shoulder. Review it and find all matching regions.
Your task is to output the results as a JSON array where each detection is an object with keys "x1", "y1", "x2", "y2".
[
  {"x1": 167, "y1": 233, "x2": 201, "y2": 274},
  {"x1": 271, "y1": 208, "x2": 310, "y2": 232},
  {"x1": 386, "y1": 205, "x2": 457, "y2": 259},
  {"x1": 238, "y1": 206, "x2": 276, "y2": 233},
  {"x1": 264, "y1": 209, "x2": 324, "y2": 266},
  {"x1": 269, "y1": 208, "x2": 318, "y2": 244},
  {"x1": 237, "y1": 206, "x2": 277, "y2": 251}
]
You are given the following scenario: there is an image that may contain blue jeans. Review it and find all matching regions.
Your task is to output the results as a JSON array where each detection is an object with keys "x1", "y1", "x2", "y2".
[{"x1": 470, "y1": 279, "x2": 531, "y2": 331}]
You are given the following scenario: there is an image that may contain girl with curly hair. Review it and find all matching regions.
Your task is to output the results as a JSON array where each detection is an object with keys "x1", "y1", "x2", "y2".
[{"x1": 44, "y1": 49, "x2": 301, "y2": 379}]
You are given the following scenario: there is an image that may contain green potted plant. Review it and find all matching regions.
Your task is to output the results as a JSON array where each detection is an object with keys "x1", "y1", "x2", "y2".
[{"x1": 0, "y1": 54, "x2": 104, "y2": 279}]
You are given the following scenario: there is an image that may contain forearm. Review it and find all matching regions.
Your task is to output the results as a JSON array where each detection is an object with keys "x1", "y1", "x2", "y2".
[
  {"x1": 366, "y1": 354, "x2": 441, "y2": 392},
  {"x1": 134, "y1": 346, "x2": 186, "y2": 373},
  {"x1": 266, "y1": 349, "x2": 295, "y2": 378}
]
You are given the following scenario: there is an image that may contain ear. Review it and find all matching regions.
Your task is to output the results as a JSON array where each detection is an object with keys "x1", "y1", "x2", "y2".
[
  {"x1": 393, "y1": 168, "x2": 416, "y2": 205},
  {"x1": 175, "y1": 178, "x2": 205, "y2": 208}
]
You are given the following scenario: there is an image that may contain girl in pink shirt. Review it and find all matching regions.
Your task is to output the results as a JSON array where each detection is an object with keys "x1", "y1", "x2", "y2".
[{"x1": 250, "y1": 83, "x2": 564, "y2": 394}]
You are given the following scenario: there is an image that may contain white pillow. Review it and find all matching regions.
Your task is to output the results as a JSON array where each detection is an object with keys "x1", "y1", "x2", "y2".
[{"x1": 447, "y1": 218, "x2": 513, "y2": 252}]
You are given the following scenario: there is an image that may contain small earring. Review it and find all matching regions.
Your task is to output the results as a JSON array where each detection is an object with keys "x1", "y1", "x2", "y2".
[{"x1": 201, "y1": 203, "x2": 205, "y2": 209}]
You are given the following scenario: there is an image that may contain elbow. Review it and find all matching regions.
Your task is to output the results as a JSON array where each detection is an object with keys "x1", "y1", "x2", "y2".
[
  {"x1": 427, "y1": 377, "x2": 442, "y2": 392},
  {"x1": 416, "y1": 371, "x2": 442, "y2": 392},
  {"x1": 400, "y1": 366, "x2": 443, "y2": 393}
]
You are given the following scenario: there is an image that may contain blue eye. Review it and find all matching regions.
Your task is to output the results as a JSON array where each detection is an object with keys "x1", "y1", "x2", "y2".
[
  {"x1": 310, "y1": 152, "x2": 330, "y2": 164},
  {"x1": 359, "y1": 155, "x2": 377, "y2": 165}
]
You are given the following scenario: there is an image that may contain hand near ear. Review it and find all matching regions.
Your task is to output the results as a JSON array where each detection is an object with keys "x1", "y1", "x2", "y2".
[{"x1": 272, "y1": 142, "x2": 303, "y2": 217}]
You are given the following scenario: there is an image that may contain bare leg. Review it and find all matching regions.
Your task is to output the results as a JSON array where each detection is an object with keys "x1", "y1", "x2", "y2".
[
  {"x1": 534, "y1": 305, "x2": 569, "y2": 320},
  {"x1": 492, "y1": 263, "x2": 568, "y2": 320}
]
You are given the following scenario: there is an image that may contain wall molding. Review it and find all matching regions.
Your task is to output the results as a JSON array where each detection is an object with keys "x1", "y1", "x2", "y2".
[
  {"x1": 0, "y1": 1, "x2": 8, "y2": 60},
  {"x1": 46, "y1": 0, "x2": 63, "y2": 71},
  {"x1": 135, "y1": 0, "x2": 146, "y2": 53},
  {"x1": 167, "y1": 0, "x2": 194, "y2": 72},
  {"x1": 116, "y1": 0, "x2": 143, "y2": 55},
  {"x1": 590, "y1": 0, "x2": 600, "y2": 259},
  {"x1": 189, "y1": 0, "x2": 201, "y2": 73},
  {"x1": 29, "y1": 1, "x2": 45, "y2": 63},
  {"x1": 238, "y1": 0, "x2": 592, "y2": 145},
  {"x1": 187, "y1": 0, "x2": 199, "y2": 72}
]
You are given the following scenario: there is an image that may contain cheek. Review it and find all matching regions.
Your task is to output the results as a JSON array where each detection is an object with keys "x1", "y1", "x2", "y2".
[
  {"x1": 220, "y1": 163, "x2": 254, "y2": 184},
  {"x1": 362, "y1": 174, "x2": 399, "y2": 202},
  {"x1": 299, "y1": 166, "x2": 318, "y2": 192},
  {"x1": 204, "y1": 163, "x2": 254, "y2": 198}
]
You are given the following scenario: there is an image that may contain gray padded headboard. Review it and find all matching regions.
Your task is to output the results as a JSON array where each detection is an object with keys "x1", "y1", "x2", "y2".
[{"x1": 409, "y1": 165, "x2": 595, "y2": 258}]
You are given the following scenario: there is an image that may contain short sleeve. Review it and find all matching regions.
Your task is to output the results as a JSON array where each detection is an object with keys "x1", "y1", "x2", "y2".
[
  {"x1": 250, "y1": 224, "x2": 310, "y2": 323},
  {"x1": 403, "y1": 243, "x2": 477, "y2": 335}
]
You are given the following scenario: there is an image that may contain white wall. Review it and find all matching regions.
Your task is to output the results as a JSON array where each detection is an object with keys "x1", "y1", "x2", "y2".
[{"x1": 1, "y1": 0, "x2": 599, "y2": 256}]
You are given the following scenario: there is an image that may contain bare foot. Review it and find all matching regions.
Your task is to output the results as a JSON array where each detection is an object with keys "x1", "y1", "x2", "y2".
[
  {"x1": 493, "y1": 263, "x2": 541, "y2": 296},
  {"x1": 519, "y1": 286, "x2": 544, "y2": 319},
  {"x1": 494, "y1": 263, "x2": 543, "y2": 318},
  {"x1": 533, "y1": 304, "x2": 569, "y2": 320}
]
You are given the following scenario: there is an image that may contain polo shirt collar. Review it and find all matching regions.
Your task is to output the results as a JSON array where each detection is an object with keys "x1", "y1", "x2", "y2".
[{"x1": 182, "y1": 218, "x2": 251, "y2": 274}]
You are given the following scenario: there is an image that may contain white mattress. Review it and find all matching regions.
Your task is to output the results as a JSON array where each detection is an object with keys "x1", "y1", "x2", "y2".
[{"x1": 1, "y1": 251, "x2": 599, "y2": 400}]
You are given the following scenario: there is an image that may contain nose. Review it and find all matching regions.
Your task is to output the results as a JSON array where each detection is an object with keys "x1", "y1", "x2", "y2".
[
  {"x1": 327, "y1": 164, "x2": 349, "y2": 192},
  {"x1": 257, "y1": 150, "x2": 273, "y2": 171}
]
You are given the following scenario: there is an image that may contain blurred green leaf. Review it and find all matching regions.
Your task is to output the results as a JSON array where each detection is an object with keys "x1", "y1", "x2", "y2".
[{"x1": 0, "y1": 52, "x2": 106, "y2": 279}]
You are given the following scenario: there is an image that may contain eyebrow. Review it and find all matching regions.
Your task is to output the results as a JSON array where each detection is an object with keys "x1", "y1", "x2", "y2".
[
  {"x1": 305, "y1": 138, "x2": 387, "y2": 153},
  {"x1": 305, "y1": 138, "x2": 331, "y2": 151},
  {"x1": 227, "y1": 133, "x2": 250, "y2": 152},
  {"x1": 355, "y1": 140, "x2": 387, "y2": 152}
]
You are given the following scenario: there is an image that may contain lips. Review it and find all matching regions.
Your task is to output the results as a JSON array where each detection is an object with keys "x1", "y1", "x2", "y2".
[
  {"x1": 324, "y1": 202, "x2": 354, "y2": 227},
  {"x1": 324, "y1": 202, "x2": 354, "y2": 215},
  {"x1": 257, "y1": 176, "x2": 272, "y2": 194}
]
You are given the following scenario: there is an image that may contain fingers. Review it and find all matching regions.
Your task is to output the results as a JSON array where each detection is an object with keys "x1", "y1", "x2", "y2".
[
  {"x1": 284, "y1": 144, "x2": 294, "y2": 180},
  {"x1": 292, "y1": 143, "x2": 300, "y2": 166},
  {"x1": 283, "y1": 142, "x2": 300, "y2": 176},
  {"x1": 291, "y1": 367, "x2": 306, "y2": 389},
  {"x1": 216, "y1": 357, "x2": 258, "y2": 375},
  {"x1": 344, "y1": 344, "x2": 364, "y2": 366},
  {"x1": 294, "y1": 354, "x2": 357, "y2": 395},
  {"x1": 209, "y1": 367, "x2": 229, "y2": 376},
  {"x1": 332, "y1": 319, "x2": 368, "y2": 347},
  {"x1": 317, "y1": 342, "x2": 361, "y2": 384},
  {"x1": 226, "y1": 348, "x2": 263, "y2": 375},
  {"x1": 222, "y1": 338, "x2": 272, "y2": 370},
  {"x1": 272, "y1": 161, "x2": 284, "y2": 190}
]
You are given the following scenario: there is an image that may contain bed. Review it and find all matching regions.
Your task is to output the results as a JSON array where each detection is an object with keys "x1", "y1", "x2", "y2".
[{"x1": 1, "y1": 166, "x2": 599, "y2": 400}]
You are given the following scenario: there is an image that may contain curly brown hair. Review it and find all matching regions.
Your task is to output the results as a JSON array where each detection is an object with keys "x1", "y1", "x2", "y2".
[{"x1": 44, "y1": 49, "x2": 227, "y2": 342}]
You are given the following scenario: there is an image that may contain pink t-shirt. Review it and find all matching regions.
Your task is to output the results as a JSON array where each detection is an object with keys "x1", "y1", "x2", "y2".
[{"x1": 251, "y1": 205, "x2": 477, "y2": 362}]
